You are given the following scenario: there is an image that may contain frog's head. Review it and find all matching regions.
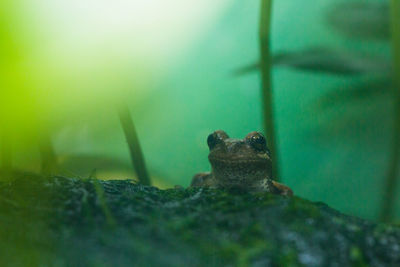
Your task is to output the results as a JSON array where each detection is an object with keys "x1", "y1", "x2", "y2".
[{"x1": 206, "y1": 130, "x2": 272, "y2": 188}]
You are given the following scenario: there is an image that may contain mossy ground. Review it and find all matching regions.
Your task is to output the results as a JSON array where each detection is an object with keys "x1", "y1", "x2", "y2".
[{"x1": 0, "y1": 172, "x2": 399, "y2": 266}]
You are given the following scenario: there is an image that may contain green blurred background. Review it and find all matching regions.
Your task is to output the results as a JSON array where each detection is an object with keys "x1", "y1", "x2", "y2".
[{"x1": 0, "y1": 0, "x2": 398, "y2": 221}]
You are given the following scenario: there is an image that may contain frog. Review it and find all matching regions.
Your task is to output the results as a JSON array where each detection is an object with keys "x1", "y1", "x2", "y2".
[{"x1": 191, "y1": 130, "x2": 293, "y2": 196}]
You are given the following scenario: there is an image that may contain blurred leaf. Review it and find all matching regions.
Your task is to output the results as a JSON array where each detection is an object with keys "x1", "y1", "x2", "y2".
[
  {"x1": 325, "y1": 2, "x2": 389, "y2": 40},
  {"x1": 234, "y1": 63, "x2": 259, "y2": 76},
  {"x1": 118, "y1": 105, "x2": 151, "y2": 186},
  {"x1": 308, "y1": 78, "x2": 394, "y2": 140},
  {"x1": 234, "y1": 48, "x2": 391, "y2": 76},
  {"x1": 313, "y1": 78, "x2": 393, "y2": 111}
]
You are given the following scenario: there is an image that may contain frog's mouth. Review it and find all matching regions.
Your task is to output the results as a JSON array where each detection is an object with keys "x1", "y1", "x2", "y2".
[{"x1": 208, "y1": 156, "x2": 269, "y2": 165}]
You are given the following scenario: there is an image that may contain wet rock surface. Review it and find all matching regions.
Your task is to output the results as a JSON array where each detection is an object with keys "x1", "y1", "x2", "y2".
[{"x1": 0, "y1": 173, "x2": 399, "y2": 266}]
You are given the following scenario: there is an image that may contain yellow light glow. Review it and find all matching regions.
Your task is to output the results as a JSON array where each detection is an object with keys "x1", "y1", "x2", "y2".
[{"x1": 0, "y1": 0, "x2": 232, "y2": 144}]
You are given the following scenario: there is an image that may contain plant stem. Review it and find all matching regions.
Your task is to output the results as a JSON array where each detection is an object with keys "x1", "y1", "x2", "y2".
[
  {"x1": 1, "y1": 129, "x2": 12, "y2": 171},
  {"x1": 380, "y1": 0, "x2": 400, "y2": 222},
  {"x1": 118, "y1": 105, "x2": 151, "y2": 185},
  {"x1": 259, "y1": 0, "x2": 280, "y2": 181}
]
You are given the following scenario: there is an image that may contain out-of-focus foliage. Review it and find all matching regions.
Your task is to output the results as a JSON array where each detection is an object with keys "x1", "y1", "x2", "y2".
[
  {"x1": 310, "y1": 78, "x2": 393, "y2": 139},
  {"x1": 234, "y1": 0, "x2": 393, "y2": 145},
  {"x1": 235, "y1": 48, "x2": 391, "y2": 76},
  {"x1": 302, "y1": 1, "x2": 394, "y2": 151},
  {"x1": 326, "y1": 1, "x2": 389, "y2": 40}
]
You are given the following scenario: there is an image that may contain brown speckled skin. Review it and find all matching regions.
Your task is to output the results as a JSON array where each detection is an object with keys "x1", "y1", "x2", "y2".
[{"x1": 191, "y1": 130, "x2": 293, "y2": 196}]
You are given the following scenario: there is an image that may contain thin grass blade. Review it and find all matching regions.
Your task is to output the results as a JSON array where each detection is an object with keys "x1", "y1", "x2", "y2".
[
  {"x1": 118, "y1": 105, "x2": 151, "y2": 186},
  {"x1": 259, "y1": 0, "x2": 280, "y2": 180},
  {"x1": 380, "y1": 0, "x2": 400, "y2": 222}
]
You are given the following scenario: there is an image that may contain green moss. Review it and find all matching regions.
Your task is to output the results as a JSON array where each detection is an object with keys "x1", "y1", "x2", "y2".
[
  {"x1": 278, "y1": 248, "x2": 300, "y2": 267},
  {"x1": 0, "y1": 174, "x2": 399, "y2": 266},
  {"x1": 93, "y1": 178, "x2": 117, "y2": 228},
  {"x1": 350, "y1": 246, "x2": 368, "y2": 267}
]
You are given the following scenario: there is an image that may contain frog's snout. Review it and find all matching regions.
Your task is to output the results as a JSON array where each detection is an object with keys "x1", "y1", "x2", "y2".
[{"x1": 226, "y1": 141, "x2": 245, "y2": 153}]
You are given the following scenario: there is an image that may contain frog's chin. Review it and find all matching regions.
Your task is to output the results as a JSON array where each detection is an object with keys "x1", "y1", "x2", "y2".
[
  {"x1": 211, "y1": 166, "x2": 271, "y2": 188},
  {"x1": 218, "y1": 179, "x2": 275, "y2": 193},
  {"x1": 216, "y1": 178, "x2": 268, "y2": 191},
  {"x1": 208, "y1": 156, "x2": 269, "y2": 165}
]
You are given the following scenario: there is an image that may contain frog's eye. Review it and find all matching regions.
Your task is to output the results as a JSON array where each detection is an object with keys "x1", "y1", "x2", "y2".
[
  {"x1": 246, "y1": 132, "x2": 267, "y2": 152},
  {"x1": 207, "y1": 130, "x2": 229, "y2": 150}
]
